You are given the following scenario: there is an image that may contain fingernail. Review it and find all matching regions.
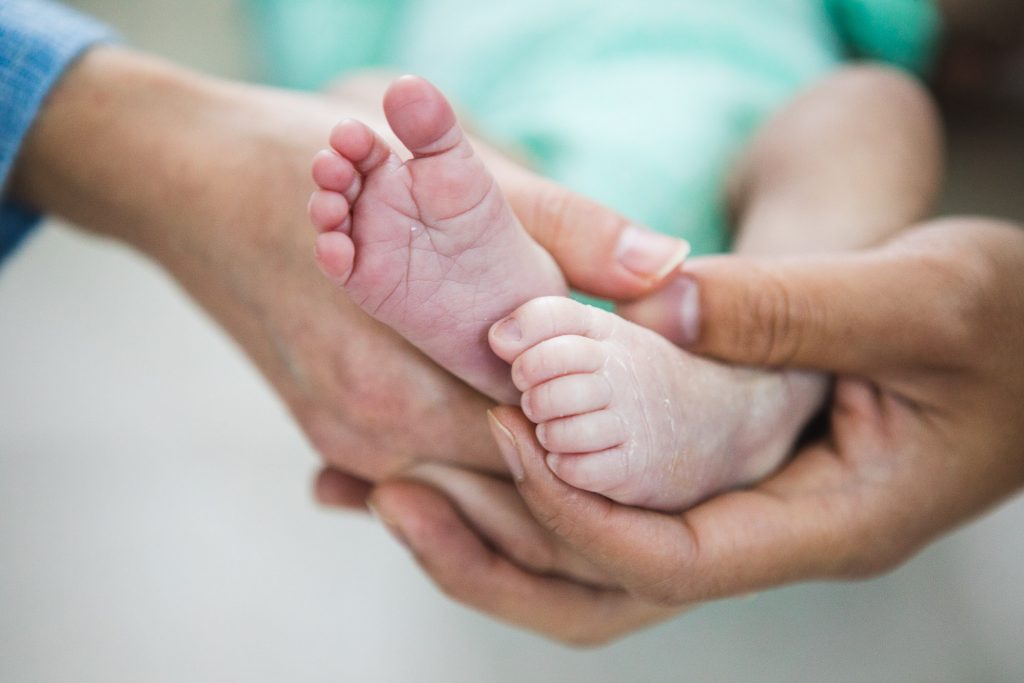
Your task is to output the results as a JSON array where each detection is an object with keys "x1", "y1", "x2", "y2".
[
  {"x1": 487, "y1": 411, "x2": 524, "y2": 482},
  {"x1": 615, "y1": 225, "x2": 691, "y2": 281},
  {"x1": 367, "y1": 499, "x2": 411, "y2": 549},
  {"x1": 491, "y1": 316, "x2": 522, "y2": 343},
  {"x1": 678, "y1": 275, "x2": 701, "y2": 346}
]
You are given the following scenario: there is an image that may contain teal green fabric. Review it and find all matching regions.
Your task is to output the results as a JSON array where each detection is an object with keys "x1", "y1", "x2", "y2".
[
  {"x1": 825, "y1": 0, "x2": 941, "y2": 74},
  {"x1": 246, "y1": 0, "x2": 940, "y2": 259}
]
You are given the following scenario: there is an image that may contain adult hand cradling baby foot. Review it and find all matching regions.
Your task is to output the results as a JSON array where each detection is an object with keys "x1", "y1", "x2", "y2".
[
  {"x1": 8, "y1": 1, "x2": 1024, "y2": 653},
  {"x1": 314, "y1": 69, "x2": 1023, "y2": 643},
  {"x1": 343, "y1": 219, "x2": 1024, "y2": 645}
]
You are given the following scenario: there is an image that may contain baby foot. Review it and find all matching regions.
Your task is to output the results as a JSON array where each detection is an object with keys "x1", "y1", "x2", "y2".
[
  {"x1": 489, "y1": 297, "x2": 826, "y2": 511},
  {"x1": 308, "y1": 76, "x2": 566, "y2": 403}
]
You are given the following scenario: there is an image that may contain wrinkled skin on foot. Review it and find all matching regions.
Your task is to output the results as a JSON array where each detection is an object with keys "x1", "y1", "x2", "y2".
[
  {"x1": 309, "y1": 76, "x2": 566, "y2": 404},
  {"x1": 489, "y1": 297, "x2": 824, "y2": 511},
  {"x1": 345, "y1": 220, "x2": 1024, "y2": 645}
]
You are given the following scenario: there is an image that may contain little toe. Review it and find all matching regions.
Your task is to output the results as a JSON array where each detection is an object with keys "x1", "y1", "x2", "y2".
[
  {"x1": 536, "y1": 410, "x2": 626, "y2": 455},
  {"x1": 308, "y1": 189, "x2": 350, "y2": 233},
  {"x1": 490, "y1": 296, "x2": 615, "y2": 363},
  {"x1": 509, "y1": 335, "x2": 606, "y2": 391},
  {"x1": 312, "y1": 150, "x2": 359, "y2": 201},
  {"x1": 521, "y1": 373, "x2": 612, "y2": 423},
  {"x1": 383, "y1": 75, "x2": 463, "y2": 157},
  {"x1": 314, "y1": 232, "x2": 356, "y2": 285},
  {"x1": 545, "y1": 448, "x2": 631, "y2": 500},
  {"x1": 329, "y1": 118, "x2": 395, "y2": 174}
]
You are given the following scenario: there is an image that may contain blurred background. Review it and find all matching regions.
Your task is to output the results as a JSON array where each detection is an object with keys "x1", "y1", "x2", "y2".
[{"x1": 1, "y1": 1, "x2": 1022, "y2": 681}]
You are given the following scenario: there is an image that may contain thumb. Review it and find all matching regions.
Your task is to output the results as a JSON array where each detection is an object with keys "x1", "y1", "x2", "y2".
[
  {"x1": 643, "y1": 240, "x2": 976, "y2": 374},
  {"x1": 504, "y1": 175, "x2": 690, "y2": 300}
]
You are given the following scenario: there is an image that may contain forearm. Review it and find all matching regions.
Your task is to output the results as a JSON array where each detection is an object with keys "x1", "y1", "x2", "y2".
[
  {"x1": 11, "y1": 46, "x2": 339, "y2": 268},
  {"x1": 9, "y1": 45, "x2": 513, "y2": 479}
]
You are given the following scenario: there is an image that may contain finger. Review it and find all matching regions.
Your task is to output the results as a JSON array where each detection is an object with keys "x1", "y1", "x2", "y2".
[
  {"x1": 399, "y1": 463, "x2": 614, "y2": 586},
  {"x1": 488, "y1": 407, "x2": 702, "y2": 603},
  {"x1": 503, "y1": 175, "x2": 690, "y2": 300},
  {"x1": 670, "y1": 234, "x2": 986, "y2": 374},
  {"x1": 617, "y1": 274, "x2": 697, "y2": 348},
  {"x1": 368, "y1": 480, "x2": 679, "y2": 645},
  {"x1": 312, "y1": 467, "x2": 374, "y2": 510},
  {"x1": 488, "y1": 405, "x2": 886, "y2": 605}
]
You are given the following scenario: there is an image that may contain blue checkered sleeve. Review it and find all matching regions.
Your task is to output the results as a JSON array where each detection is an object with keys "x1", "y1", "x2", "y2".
[{"x1": 0, "y1": 1, "x2": 115, "y2": 264}]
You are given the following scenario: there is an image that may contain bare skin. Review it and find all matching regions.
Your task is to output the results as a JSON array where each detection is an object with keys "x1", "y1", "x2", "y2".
[
  {"x1": 9, "y1": 47, "x2": 686, "y2": 483},
  {"x1": 309, "y1": 76, "x2": 567, "y2": 403},
  {"x1": 310, "y1": 77, "x2": 823, "y2": 511},
  {"x1": 487, "y1": 296, "x2": 821, "y2": 510},
  {"x1": 316, "y1": 67, "x2": 957, "y2": 642}
]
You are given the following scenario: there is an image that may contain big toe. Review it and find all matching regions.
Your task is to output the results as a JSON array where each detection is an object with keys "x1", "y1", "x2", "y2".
[{"x1": 383, "y1": 75, "x2": 461, "y2": 156}]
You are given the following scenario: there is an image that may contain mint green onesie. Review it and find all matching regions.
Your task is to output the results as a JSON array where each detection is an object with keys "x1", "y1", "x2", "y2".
[{"x1": 247, "y1": 0, "x2": 940, "y2": 257}]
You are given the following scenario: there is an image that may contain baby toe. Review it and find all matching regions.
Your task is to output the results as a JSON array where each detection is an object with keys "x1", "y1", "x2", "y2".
[
  {"x1": 536, "y1": 410, "x2": 626, "y2": 455},
  {"x1": 545, "y1": 447, "x2": 631, "y2": 499},
  {"x1": 522, "y1": 373, "x2": 612, "y2": 423},
  {"x1": 510, "y1": 335, "x2": 606, "y2": 391},
  {"x1": 308, "y1": 189, "x2": 350, "y2": 233},
  {"x1": 329, "y1": 118, "x2": 393, "y2": 173},
  {"x1": 312, "y1": 150, "x2": 358, "y2": 198},
  {"x1": 490, "y1": 296, "x2": 615, "y2": 363},
  {"x1": 314, "y1": 232, "x2": 355, "y2": 285}
]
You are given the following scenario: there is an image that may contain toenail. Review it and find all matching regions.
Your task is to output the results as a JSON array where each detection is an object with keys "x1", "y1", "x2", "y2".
[
  {"x1": 615, "y1": 225, "x2": 691, "y2": 281},
  {"x1": 492, "y1": 317, "x2": 522, "y2": 343}
]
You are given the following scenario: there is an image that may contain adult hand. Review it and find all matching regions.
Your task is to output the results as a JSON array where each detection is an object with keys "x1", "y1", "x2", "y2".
[
  {"x1": 11, "y1": 47, "x2": 688, "y2": 484},
  {"x1": 350, "y1": 219, "x2": 1024, "y2": 643}
]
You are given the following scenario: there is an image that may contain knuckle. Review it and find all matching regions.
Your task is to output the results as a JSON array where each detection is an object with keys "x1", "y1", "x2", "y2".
[
  {"x1": 739, "y1": 269, "x2": 807, "y2": 365},
  {"x1": 629, "y1": 566, "x2": 691, "y2": 608},
  {"x1": 895, "y1": 219, "x2": 1014, "y2": 365},
  {"x1": 915, "y1": 249, "x2": 994, "y2": 363},
  {"x1": 530, "y1": 181, "x2": 576, "y2": 251},
  {"x1": 532, "y1": 491, "x2": 605, "y2": 552}
]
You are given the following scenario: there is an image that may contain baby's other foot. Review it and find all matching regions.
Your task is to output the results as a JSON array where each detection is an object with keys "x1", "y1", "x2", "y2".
[
  {"x1": 490, "y1": 297, "x2": 826, "y2": 511},
  {"x1": 308, "y1": 76, "x2": 565, "y2": 403}
]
